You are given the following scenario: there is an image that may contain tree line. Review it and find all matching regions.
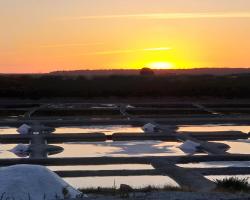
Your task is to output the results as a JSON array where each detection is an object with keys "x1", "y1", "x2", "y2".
[{"x1": 0, "y1": 74, "x2": 249, "y2": 98}]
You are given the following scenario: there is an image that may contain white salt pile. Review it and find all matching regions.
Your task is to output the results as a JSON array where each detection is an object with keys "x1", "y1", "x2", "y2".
[
  {"x1": 17, "y1": 124, "x2": 31, "y2": 135},
  {"x1": 0, "y1": 165, "x2": 83, "y2": 200},
  {"x1": 179, "y1": 140, "x2": 201, "y2": 154},
  {"x1": 17, "y1": 124, "x2": 55, "y2": 135},
  {"x1": 142, "y1": 123, "x2": 159, "y2": 133},
  {"x1": 126, "y1": 104, "x2": 135, "y2": 108}
]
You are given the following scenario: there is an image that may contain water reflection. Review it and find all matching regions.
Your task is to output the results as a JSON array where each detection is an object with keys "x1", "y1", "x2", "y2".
[
  {"x1": 55, "y1": 125, "x2": 143, "y2": 135},
  {"x1": 0, "y1": 124, "x2": 249, "y2": 189},
  {"x1": 0, "y1": 125, "x2": 143, "y2": 135},
  {"x1": 0, "y1": 144, "x2": 23, "y2": 158},
  {"x1": 48, "y1": 164, "x2": 154, "y2": 171},
  {"x1": 65, "y1": 176, "x2": 179, "y2": 189},
  {"x1": 178, "y1": 125, "x2": 250, "y2": 133},
  {"x1": 0, "y1": 127, "x2": 17, "y2": 134},
  {"x1": 219, "y1": 140, "x2": 250, "y2": 154},
  {"x1": 50, "y1": 141, "x2": 186, "y2": 158},
  {"x1": 178, "y1": 161, "x2": 250, "y2": 168},
  {"x1": 1, "y1": 124, "x2": 250, "y2": 135}
]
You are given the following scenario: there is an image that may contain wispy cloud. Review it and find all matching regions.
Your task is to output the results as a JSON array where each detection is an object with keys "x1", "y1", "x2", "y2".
[
  {"x1": 39, "y1": 42, "x2": 104, "y2": 48},
  {"x1": 58, "y1": 12, "x2": 250, "y2": 21},
  {"x1": 81, "y1": 47, "x2": 171, "y2": 56},
  {"x1": 83, "y1": 49, "x2": 135, "y2": 55}
]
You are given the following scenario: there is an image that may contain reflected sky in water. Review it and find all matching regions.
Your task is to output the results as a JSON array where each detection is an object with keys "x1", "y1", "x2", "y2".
[
  {"x1": 50, "y1": 141, "x2": 186, "y2": 158},
  {"x1": 0, "y1": 144, "x2": 22, "y2": 158},
  {"x1": 222, "y1": 140, "x2": 250, "y2": 154},
  {"x1": 1, "y1": 124, "x2": 250, "y2": 135},
  {"x1": 0, "y1": 124, "x2": 249, "y2": 188},
  {"x1": 178, "y1": 161, "x2": 250, "y2": 168},
  {"x1": 65, "y1": 176, "x2": 179, "y2": 189},
  {"x1": 48, "y1": 164, "x2": 154, "y2": 171},
  {"x1": 0, "y1": 127, "x2": 18, "y2": 134},
  {"x1": 55, "y1": 125, "x2": 143, "y2": 135},
  {"x1": 178, "y1": 125, "x2": 250, "y2": 133}
]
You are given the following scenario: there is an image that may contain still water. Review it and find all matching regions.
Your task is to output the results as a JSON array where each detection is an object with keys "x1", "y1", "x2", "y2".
[
  {"x1": 178, "y1": 125, "x2": 250, "y2": 133},
  {"x1": 64, "y1": 176, "x2": 179, "y2": 189},
  {"x1": 50, "y1": 141, "x2": 186, "y2": 158},
  {"x1": 54, "y1": 125, "x2": 143, "y2": 135},
  {"x1": 1, "y1": 124, "x2": 250, "y2": 135},
  {"x1": 0, "y1": 124, "x2": 249, "y2": 188},
  {"x1": 48, "y1": 165, "x2": 181, "y2": 188}
]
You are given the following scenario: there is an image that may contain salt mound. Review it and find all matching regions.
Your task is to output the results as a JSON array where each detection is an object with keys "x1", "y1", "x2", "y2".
[
  {"x1": 17, "y1": 124, "x2": 31, "y2": 134},
  {"x1": 142, "y1": 123, "x2": 159, "y2": 133},
  {"x1": 0, "y1": 165, "x2": 82, "y2": 200},
  {"x1": 179, "y1": 140, "x2": 201, "y2": 154}
]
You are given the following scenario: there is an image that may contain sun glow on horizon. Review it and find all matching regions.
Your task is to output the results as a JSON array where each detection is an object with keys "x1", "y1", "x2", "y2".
[
  {"x1": 148, "y1": 62, "x2": 174, "y2": 69},
  {"x1": 1, "y1": 1, "x2": 250, "y2": 73}
]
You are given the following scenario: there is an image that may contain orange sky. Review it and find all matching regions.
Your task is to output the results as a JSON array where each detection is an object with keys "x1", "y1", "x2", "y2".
[{"x1": 0, "y1": 0, "x2": 250, "y2": 73}]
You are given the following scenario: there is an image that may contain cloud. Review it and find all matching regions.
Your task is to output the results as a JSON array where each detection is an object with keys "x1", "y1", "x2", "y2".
[
  {"x1": 39, "y1": 42, "x2": 104, "y2": 48},
  {"x1": 81, "y1": 47, "x2": 171, "y2": 56},
  {"x1": 58, "y1": 12, "x2": 250, "y2": 21},
  {"x1": 82, "y1": 49, "x2": 136, "y2": 55}
]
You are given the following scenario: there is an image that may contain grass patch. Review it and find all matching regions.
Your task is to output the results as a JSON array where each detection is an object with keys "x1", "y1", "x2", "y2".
[
  {"x1": 78, "y1": 185, "x2": 189, "y2": 195},
  {"x1": 215, "y1": 177, "x2": 250, "y2": 193}
]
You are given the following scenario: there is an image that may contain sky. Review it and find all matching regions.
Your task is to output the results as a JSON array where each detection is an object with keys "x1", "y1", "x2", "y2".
[{"x1": 0, "y1": 0, "x2": 250, "y2": 73}]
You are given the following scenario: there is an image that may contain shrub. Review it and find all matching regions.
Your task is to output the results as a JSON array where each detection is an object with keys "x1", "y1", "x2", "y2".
[{"x1": 215, "y1": 177, "x2": 250, "y2": 192}]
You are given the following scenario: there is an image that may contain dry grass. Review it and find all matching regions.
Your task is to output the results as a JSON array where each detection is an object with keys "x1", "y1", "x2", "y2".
[
  {"x1": 78, "y1": 185, "x2": 190, "y2": 195},
  {"x1": 215, "y1": 177, "x2": 250, "y2": 193}
]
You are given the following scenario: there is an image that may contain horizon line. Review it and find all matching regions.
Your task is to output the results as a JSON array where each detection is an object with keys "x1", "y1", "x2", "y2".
[{"x1": 1, "y1": 67, "x2": 250, "y2": 75}]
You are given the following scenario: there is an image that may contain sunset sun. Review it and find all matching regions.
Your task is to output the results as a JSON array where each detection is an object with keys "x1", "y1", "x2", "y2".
[
  {"x1": 148, "y1": 62, "x2": 174, "y2": 69},
  {"x1": 0, "y1": 0, "x2": 249, "y2": 197}
]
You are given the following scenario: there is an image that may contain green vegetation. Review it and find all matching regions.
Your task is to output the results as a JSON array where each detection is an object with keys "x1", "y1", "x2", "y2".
[{"x1": 215, "y1": 177, "x2": 250, "y2": 193}]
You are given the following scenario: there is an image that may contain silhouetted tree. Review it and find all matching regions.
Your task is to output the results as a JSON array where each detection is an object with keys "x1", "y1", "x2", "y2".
[{"x1": 140, "y1": 67, "x2": 154, "y2": 76}]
